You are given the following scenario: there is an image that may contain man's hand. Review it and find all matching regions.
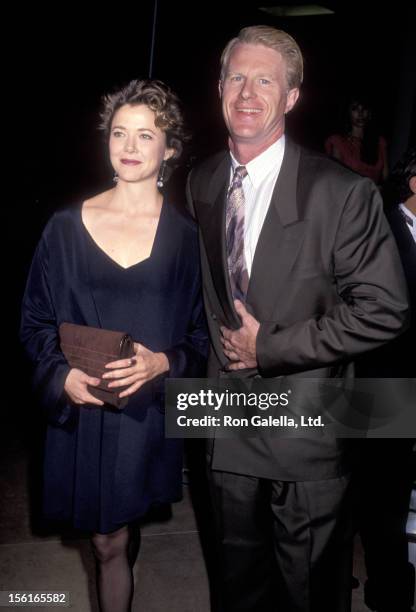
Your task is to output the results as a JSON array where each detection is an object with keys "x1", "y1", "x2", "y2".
[{"x1": 220, "y1": 300, "x2": 260, "y2": 370}]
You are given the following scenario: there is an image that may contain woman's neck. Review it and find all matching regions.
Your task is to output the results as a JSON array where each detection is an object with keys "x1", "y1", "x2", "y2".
[
  {"x1": 110, "y1": 180, "x2": 162, "y2": 216},
  {"x1": 350, "y1": 126, "x2": 364, "y2": 140}
]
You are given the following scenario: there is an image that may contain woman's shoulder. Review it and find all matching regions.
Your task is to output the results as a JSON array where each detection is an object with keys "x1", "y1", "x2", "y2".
[
  {"x1": 166, "y1": 201, "x2": 197, "y2": 233},
  {"x1": 325, "y1": 133, "x2": 347, "y2": 148},
  {"x1": 82, "y1": 189, "x2": 114, "y2": 211},
  {"x1": 47, "y1": 189, "x2": 114, "y2": 231},
  {"x1": 43, "y1": 204, "x2": 81, "y2": 234},
  {"x1": 30, "y1": 204, "x2": 82, "y2": 260}
]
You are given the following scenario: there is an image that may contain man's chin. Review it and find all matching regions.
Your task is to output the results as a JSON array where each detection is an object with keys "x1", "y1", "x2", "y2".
[{"x1": 229, "y1": 128, "x2": 262, "y2": 142}]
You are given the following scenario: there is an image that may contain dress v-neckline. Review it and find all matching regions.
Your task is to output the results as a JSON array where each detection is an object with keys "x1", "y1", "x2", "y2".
[{"x1": 80, "y1": 200, "x2": 165, "y2": 271}]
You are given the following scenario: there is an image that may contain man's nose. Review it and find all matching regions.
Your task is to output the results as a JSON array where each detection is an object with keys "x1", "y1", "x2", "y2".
[{"x1": 239, "y1": 79, "x2": 256, "y2": 100}]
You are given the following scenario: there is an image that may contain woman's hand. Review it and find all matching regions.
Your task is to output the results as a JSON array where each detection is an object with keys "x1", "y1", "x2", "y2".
[
  {"x1": 64, "y1": 368, "x2": 104, "y2": 406},
  {"x1": 102, "y1": 342, "x2": 169, "y2": 398}
]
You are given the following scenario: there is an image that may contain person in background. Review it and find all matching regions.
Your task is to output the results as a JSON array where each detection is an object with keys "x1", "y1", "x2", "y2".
[
  {"x1": 325, "y1": 95, "x2": 388, "y2": 185},
  {"x1": 355, "y1": 146, "x2": 415, "y2": 612},
  {"x1": 20, "y1": 79, "x2": 207, "y2": 612}
]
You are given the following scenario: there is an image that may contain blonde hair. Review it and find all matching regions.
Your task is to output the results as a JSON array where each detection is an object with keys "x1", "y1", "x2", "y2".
[{"x1": 220, "y1": 25, "x2": 303, "y2": 90}]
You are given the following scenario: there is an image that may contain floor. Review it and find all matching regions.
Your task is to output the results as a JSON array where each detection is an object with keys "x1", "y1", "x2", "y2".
[{"x1": 0, "y1": 416, "x2": 414, "y2": 612}]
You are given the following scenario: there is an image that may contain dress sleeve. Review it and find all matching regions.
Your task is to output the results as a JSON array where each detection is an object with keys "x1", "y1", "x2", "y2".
[
  {"x1": 20, "y1": 225, "x2": 74, "y2": 426},
  {"x1": 164, "y1": 273, "x2": 208, "y2": 379}
]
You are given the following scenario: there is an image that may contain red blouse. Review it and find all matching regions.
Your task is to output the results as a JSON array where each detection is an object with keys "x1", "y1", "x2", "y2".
[{"x1": 325, "y1": 134, "x2": 387, "y2": 184}]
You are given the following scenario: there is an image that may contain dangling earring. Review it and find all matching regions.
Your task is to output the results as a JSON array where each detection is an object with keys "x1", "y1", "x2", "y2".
[
  {"x1": 113, "y1": 172, "x2": 119, "y2": 183},
  {"x1": 157, "y1": 162, "x2": 166, "y2": 189}
]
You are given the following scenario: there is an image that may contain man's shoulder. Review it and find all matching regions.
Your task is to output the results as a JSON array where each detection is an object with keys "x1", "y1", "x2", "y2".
[
  {"x1": 190, "y1": 151, "x2": 228, "y2": 184},
  {"x1": 299, "y1": 145, "x2": 357, "y2": 181},
  {"x1": 297, "y1": 144, "x2": 373, "y2": 197}
]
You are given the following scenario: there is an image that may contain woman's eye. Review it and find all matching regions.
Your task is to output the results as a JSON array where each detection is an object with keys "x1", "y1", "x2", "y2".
[
  {"x1": 112, "y1": 130, "x2": 124, "y2": 137},
  {"x1": 140, "y1": 133, "x2": 152, "y2": 140}
]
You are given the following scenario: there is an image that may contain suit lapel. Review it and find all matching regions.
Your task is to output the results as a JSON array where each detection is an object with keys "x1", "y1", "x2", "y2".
[
  {"x1": 196, "y1": 155, "x2": 241, "y2": 328},
  {"x1": 196, "y1": 141, "x2": 307, "y2": 325},
  {"x1": 247, "y1": 139, "x2": 307, "y2": 320}
]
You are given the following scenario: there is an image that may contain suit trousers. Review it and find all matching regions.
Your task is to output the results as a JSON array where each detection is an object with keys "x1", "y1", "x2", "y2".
[
  {"x1": 208, "y1": 468, "x2": 353, "y2": 612},
  {"x1": 356, "y1": 440, "x2": 415, "y2": 611}
]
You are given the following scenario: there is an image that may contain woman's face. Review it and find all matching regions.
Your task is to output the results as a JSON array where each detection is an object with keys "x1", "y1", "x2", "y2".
[
  {"x1": 109, "y1": 104, "x2": 173, "y2": 184},
  {"x1": 349, "y1": 102, "x2": 370, "y2": 128}
]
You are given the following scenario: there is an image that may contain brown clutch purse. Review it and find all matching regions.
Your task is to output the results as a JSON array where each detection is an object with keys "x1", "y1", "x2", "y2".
[{"x1": 59, "y1": 322, "x2": 135, "y2": 409}]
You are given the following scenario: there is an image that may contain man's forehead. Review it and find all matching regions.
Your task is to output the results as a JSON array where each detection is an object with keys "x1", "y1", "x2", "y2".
[{"x1": 227, "y1": 43, "x2": 284, "y2": 70}]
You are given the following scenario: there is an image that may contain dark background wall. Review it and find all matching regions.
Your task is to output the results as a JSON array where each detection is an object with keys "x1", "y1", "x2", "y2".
[{"x1": 11, "y1": 0, "x2": 416, "y2": 384}]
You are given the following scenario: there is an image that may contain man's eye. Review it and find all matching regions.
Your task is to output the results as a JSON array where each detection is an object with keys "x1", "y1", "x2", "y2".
[
  {"x1": 229, "y1": 75, "x2": 242, "y2": 82},
  {"x1": 259, "y1": 78, "x2": 271, "y2": 85}
]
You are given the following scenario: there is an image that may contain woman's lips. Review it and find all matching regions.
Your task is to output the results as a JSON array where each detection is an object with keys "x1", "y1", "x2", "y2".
[{"x1": 121, "y1": 159, "x2": 141, "y2": 165}]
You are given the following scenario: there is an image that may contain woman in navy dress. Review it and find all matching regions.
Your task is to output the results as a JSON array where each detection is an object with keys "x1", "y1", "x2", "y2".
[{"x1": 20, "y1": 79, "x2": 207, "y2": 612}]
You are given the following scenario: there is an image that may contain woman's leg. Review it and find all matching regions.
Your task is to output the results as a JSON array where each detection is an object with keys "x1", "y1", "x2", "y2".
[{"x1": 91, "y1": 524, "x2": 141, "y2": 612}]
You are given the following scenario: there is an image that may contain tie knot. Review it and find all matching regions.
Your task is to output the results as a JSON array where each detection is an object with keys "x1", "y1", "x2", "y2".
[
  {"x1": 230, "y1": 165, "x2": 247, "y2": 192},
  {"x1": 234, "y1": 165, "x2": 247, "y2": 180}
]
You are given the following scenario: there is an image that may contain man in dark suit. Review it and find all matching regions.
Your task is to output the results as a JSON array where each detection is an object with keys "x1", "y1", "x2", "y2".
[
  {"x1": 386, "y1": 148, "x2": 416, "y2": 349},
  {"x1": 187, "y1": 26, "x2": 409, "y2": 611},
  {"x1": 356, "y1": 148, "x2": 416, "y2": 612}
]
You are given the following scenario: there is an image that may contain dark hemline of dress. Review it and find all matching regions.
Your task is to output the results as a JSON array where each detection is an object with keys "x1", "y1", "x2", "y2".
[{"x1": 20, "y1": 200, "x2": 208, "y2": 533}]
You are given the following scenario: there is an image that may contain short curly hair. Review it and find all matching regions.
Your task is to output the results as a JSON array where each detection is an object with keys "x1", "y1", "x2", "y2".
[{"x1": 99, "y1": 79, "x2": 189, "y2": 161}]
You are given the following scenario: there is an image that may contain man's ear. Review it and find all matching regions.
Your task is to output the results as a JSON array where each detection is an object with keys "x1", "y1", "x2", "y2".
[
  {"x1": 285, "y1": 88, "x2": 300, "y2": 114},
  {"x1": 218, "y1": 79, "x2": 223, "y2": 99}
]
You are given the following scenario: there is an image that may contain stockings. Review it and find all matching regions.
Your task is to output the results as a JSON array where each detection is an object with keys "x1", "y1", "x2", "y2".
[{"x1": 91, "y1": 524, "x2": 141, "y2": 612}]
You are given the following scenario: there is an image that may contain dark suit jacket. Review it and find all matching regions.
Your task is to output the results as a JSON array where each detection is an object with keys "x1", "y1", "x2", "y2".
[
  {"x1": 357, "y1": 205, "x2": 415, "y2": 377},
  {"x1": 388, "y1": 206, "x2": 416, "y2": 311},
  {"x1": 187, "y1": 138, "x2": 409, "y2": 481}
]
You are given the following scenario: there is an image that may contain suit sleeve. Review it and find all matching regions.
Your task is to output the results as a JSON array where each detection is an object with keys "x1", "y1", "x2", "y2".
[
  {"x1": 185, "y1": 170, "x2": 196, "y2": 219},
  {"x1": 257, "y1": 178, "x2": 409, "y2": 375},
  {"x1": 20, "y1": 227, "x2": 73, "y2": 426}
]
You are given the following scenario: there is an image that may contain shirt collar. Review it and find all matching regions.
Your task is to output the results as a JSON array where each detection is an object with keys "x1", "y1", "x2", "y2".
[{"x1": 229, "y1": 136, "x2": 285, "y2": 188}]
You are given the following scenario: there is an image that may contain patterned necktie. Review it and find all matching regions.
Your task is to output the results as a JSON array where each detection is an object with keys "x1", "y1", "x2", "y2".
[{"x1": 226, "y1": 165, "x2": 249, "y2": 301}]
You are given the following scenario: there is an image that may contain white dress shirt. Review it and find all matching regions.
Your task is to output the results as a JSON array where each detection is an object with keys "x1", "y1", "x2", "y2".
[
  {"x1": 399, "y1": 203, "x2": 416, "y2": 244},
  {"x1": 229, "y1": 136, "x2": 285, "y2": 275}
]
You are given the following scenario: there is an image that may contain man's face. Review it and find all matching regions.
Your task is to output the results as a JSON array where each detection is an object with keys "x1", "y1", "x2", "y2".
[{"x1": 220, "y1": 43, "x2": 299, "y2": 151}]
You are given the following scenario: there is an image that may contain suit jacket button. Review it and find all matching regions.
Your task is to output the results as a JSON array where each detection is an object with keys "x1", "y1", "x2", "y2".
[{"x1": 211, "y1": 313, "x2": 217, "y2": 320}]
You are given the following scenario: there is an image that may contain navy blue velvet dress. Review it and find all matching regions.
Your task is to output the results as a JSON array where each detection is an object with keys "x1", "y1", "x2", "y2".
[{"x1": 20, "y1": 201, "x2": 207, "y2": 533}]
